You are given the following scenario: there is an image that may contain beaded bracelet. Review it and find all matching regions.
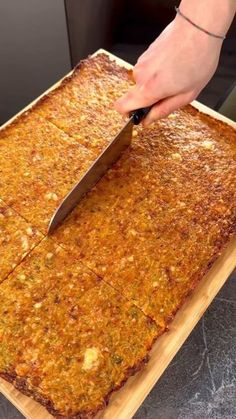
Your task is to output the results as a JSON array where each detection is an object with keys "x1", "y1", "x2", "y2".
[{"x1": 175, "y1": 6, "x2": 226, "y2": 40}]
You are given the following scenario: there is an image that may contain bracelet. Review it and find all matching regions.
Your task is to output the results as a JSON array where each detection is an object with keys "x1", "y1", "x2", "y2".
[{"x1": 175, "y1": 6, "x2": 226, "y2": 40}]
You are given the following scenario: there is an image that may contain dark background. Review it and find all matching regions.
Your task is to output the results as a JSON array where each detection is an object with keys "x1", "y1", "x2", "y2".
[{"x1": 0, "y1": 0, "x2": 236, "y2": 124}]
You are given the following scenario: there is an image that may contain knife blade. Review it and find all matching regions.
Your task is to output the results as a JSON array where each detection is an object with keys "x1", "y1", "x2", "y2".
[{"x1": 47, "y1": 106, "x2": 152, "y2": 234}]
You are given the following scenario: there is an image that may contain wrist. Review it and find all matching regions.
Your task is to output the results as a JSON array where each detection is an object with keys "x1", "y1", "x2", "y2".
[
  {"x1": 173, "y1": 12, "x2": 223, "y2": 46},
  {"x1": 170, "y1": 13, "x2": 223, "y2": 64},
  {"x1": 176, "y1": 7, "x2": 226, "y2": 40},
  {"x1": 179, "y1": 0, "x2": 235, "y2": 37}
]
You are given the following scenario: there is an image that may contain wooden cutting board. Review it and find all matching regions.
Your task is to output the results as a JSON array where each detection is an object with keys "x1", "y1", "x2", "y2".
[{"x1": 0, "y1": 49, "x2": 235, "y2": 419}]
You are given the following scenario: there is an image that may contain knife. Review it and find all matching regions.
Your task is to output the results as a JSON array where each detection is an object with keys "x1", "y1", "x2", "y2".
[{"x1": 47, "y1": 106, "x2": 152, "y2": 234}]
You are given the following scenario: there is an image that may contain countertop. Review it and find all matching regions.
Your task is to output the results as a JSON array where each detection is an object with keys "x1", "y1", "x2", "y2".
[{"x1": 0, "y1": 270, "x2": 235, "y2": 419}]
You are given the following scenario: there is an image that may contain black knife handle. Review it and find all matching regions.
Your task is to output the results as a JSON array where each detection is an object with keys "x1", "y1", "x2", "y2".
[{"x1": 130, "y1": 106, "x2": 152, "y2": 125}]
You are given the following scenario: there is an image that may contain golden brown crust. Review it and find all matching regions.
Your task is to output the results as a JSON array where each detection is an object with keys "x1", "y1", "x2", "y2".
[
  {"x1": 0, "y1": 356, "x2": 150, "y2": 419},
  {"x1": 0, "y1": 112, "x2": 95, "y2": 232},
  {"x1": 54, "y1": 100, "x2": 236, "y2": 326},
  {"x1": 26, "y1": 54, "x2": 134, "y2": 155},
  {"x1": 0, "y1": 249, "x2": 160, "y2": 418},
  {"x1": 0, "y1": 199, "x2": 43, "y2": 283}
]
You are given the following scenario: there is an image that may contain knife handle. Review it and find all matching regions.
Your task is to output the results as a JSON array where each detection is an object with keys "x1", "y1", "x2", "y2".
[{"x1": 130, "y1": 106, "x2": 152, "y2": 125}]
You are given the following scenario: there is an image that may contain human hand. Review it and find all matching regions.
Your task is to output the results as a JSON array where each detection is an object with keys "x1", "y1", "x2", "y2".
[{"x1": 115, "y1": 16, "x2": 223, "y2": 126}]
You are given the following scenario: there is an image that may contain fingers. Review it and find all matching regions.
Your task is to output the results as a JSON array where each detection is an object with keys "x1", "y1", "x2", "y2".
[
  {"x1": 115, "y1": 85, "x2": 157, "y2": 115},
  {"x1": 115, "y1": 76, "x2": 168, "y2": 116},
  {"x1": 142, "y1": 92, "x2": 195, "y2": 126}
]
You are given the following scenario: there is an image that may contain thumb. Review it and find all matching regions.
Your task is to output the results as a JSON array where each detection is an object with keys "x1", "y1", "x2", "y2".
[{"x1": 114, "y1": 83, "x2": 162, "y2": 116}]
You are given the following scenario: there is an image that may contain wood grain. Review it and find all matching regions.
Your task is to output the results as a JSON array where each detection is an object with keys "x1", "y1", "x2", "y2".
[{"x1": 0, "y1": 49, "x2": 235, "y2": 419}]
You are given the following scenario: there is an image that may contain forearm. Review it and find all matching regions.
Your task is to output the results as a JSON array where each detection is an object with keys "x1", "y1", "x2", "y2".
[
  {"x1": 179, "y1": 0, "x2": 236, "y2": 37},
  {"x1": 115, "y1": 0, "x2": 236, "y2": 123}
]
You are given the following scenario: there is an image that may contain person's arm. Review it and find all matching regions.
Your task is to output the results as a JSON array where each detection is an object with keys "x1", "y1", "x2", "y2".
[{"x1": 115, "y1": 0, "x2": 236, "y2": 126}]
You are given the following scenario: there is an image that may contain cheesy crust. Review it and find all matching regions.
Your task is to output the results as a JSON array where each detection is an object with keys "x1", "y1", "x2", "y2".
[
  {"x1": 0, "y1": 239, "x2": 159, "y2": 417},
  {"x1": 0, "y1": 199, "x2": 42, "y2": 283},
  {"x1": 54, "y1": 104, "x2": 236, "y2": 325},
  {"x1": 0, "y1": 113, "x2": 95, "y2": 232},
  {"x1": 33, "y1": 54, "x2": 134, "y2": 155}
]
